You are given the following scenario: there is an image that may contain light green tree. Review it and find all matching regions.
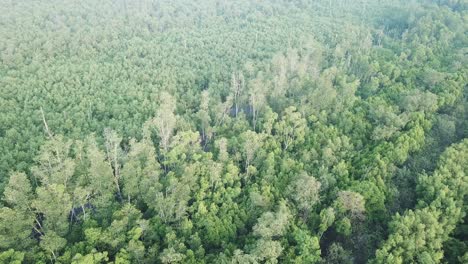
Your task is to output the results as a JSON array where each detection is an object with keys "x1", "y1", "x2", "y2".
[{"x1": 274, "y1": 106, "x2": 307, "y2": 150}]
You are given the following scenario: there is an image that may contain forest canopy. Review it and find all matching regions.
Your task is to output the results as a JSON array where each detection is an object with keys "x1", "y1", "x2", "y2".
[{"x1": 0, "y1": 0, "x2": 467, "y2": 263}]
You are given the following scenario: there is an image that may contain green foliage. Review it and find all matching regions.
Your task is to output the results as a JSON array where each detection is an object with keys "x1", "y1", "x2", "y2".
[
  {"x1": 323, "y1": 243, "x2": 353, "y2": 264},
  {"x1": 0, "y1": 207, "x2": 34, "y2": 250},
  {"x1": 0, "y1": 0, "x2": 466, "y2": 263},
  {"x1": 274, "y1": 106, "x2": 308, "y2": 151},
  {"x1": 0, "y1": 249, "x2": 25, "y2": 264},
  {"x1": 374, "y1": 140, "x2": 468, "y2": 263},
  {"x1": 71, "y1": 250, "x2": 108, "y2": 264}
]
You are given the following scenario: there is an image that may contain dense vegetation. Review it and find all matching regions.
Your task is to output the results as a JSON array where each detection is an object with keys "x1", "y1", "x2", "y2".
[{"x1": 0, "y1": 0, "x2": 467, "y2": 263}]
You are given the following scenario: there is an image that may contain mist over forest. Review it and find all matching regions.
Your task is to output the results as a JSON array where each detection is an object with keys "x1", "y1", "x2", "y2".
[{"x1": 0, "y1": 0, "x2": 467, "y2": 263}]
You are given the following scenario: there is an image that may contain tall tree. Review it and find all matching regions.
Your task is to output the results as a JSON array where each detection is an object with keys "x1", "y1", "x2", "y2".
[
  {"x1": 121, "y1": 138, "x2": 161, "y2": 205},
  {"x1": 104, "y1": 129, "x2": 124, "y2": 201},
  {"x1": 31, "y1": 136, "x2": 75, "y2": 188},
  {"x1": 197, "y1": 90, "x2": 213, "y2": 146},
  {"x1": 274, "y1": 106, "x2": 307, "y2": 150},
  {"x1": 289, "y1": 171, "x2": 321, "y2": 220},
  {"x1": 231, "y1": 71, "x2": 245, "y2": 118},
  {"x1": 33, "y1": 184, "x2": 72, "y2": 236},
  {"x1": 253, "y1": 201, "x2": 291, "y2": 239},
  {"x1": 149, "y1": 92, "x2": 178, "y2": 152},
  {"x1": 86, "y1": 137, "x2": 117, "y2": 212},
  {"x1": 240, "y1": 130, "x2": 265, "y2": 169},
  {"x1": 248, "y1": 74, "x2": 268, "y2": 131}
]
